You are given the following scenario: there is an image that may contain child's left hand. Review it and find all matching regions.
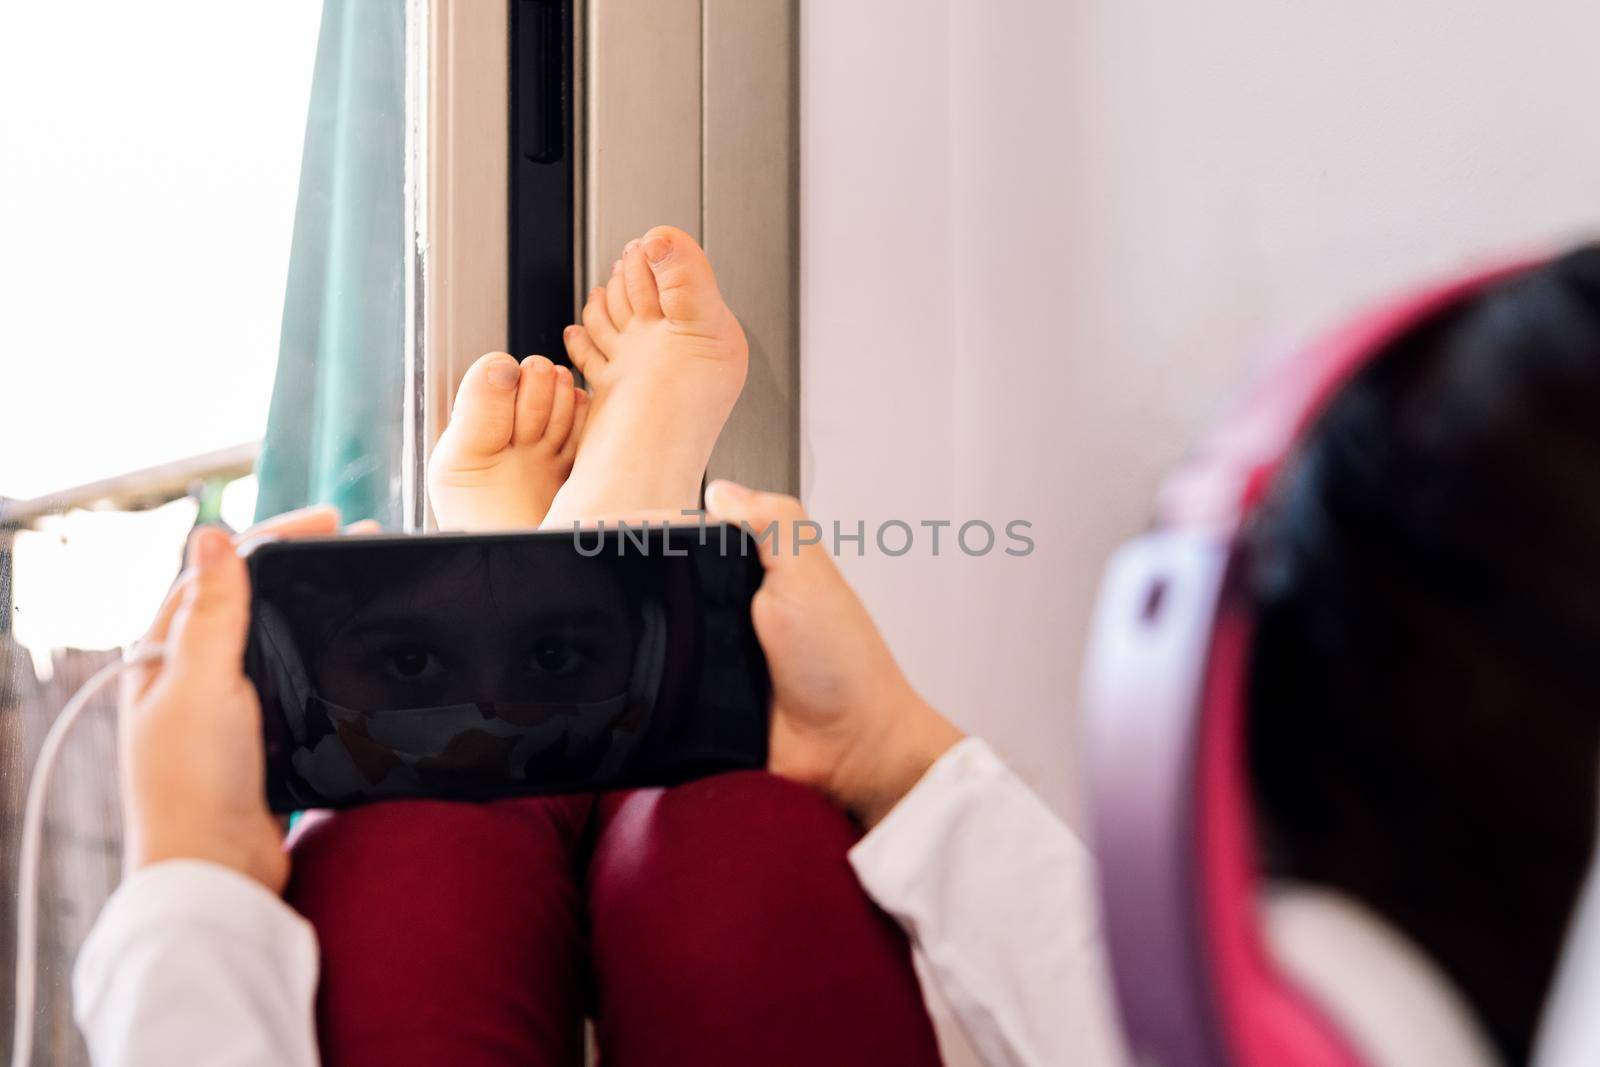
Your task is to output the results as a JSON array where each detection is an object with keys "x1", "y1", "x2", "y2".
[{"x1": 704, "y1": 482, "x2": 965, "y2": 828}]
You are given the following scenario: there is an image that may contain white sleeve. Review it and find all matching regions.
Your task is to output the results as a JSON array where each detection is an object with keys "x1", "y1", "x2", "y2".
[
  {"x1": 849, "y1": 738, "x2": 1127, "y2": 1067},
  {"x1": 72, "y1": 859, "x2": 321, "y2": 1067}
]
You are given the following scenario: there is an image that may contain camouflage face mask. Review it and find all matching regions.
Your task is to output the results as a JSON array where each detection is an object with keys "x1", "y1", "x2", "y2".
[{"x1": 254, "y1": 600, "x2": 667, "y2": 803}]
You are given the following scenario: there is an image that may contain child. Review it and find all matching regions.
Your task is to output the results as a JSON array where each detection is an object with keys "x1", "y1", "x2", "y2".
[{"x1": 88, "y1": 227, "x2": 1123, "y2": 1067}]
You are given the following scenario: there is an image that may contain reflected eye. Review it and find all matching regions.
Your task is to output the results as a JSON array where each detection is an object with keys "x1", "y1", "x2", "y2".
[
  {"x1": 384, "y1": 645, "x2": 444, "y2": 680},
  {"x1": 527, "y1": 635, "x2": 581, "y2": 675}
]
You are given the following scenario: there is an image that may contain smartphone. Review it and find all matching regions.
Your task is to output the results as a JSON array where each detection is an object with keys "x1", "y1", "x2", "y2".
[{"x1": 242, "y1": 523, "x2": 770, "y2": 811}]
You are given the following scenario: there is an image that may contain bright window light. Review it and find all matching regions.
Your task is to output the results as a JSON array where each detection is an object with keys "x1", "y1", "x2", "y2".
[
  {"x1": 0, "y1": 1, "x2": 321, "y2": 501},
  {"x1": 2, "y1": 3, "x2": 321, "y2": 659},
  {"x1": 12, "y1": 500, "x2": 200, "y2": 678}
]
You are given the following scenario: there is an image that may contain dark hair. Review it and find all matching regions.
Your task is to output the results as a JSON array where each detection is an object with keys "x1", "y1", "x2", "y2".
[{"x1": 1247, "y1": 245, "x2": 1600, "y2": 1064}]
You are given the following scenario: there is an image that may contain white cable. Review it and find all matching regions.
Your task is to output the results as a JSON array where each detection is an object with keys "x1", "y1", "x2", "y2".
[{"x1": 10, "y1": 641, "x2": 164, "y2": 1067}]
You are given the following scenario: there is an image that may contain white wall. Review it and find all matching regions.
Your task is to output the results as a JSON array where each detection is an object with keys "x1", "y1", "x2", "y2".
[{"x1": 800, "y1": 0, "x2": 1600, "y2": 824}]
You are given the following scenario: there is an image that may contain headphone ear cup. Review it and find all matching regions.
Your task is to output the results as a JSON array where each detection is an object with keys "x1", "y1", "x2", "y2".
[
  {"x1": 253, "y1": 601, "x2": 315, "y2": 745},
  {"x1": 628, "y1": 599, "x2": 668, "y2": 710}
]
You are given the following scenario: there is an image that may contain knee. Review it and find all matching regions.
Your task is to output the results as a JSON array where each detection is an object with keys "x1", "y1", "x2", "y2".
[
  {"x1": 594, "y1": 771, "x2": 860, "y2": 893},
  {"x1": 589, "y1": 772, "x2": 887, "y2": 961},
  {"x1": 287, "y1": 797, "x2": 590, "y2": 922},
  {"x1": 291, "y1": 800, "x2": 500, "y2": 874},
  {"x1": 586, "y1": 773, "x2": 929, "y2": 1039}
]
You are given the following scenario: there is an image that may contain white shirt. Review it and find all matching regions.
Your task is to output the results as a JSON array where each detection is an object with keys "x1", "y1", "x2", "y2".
[
  {"x1": 1263, "y1": 887, "x2": 1501, "y2": 1067},
  {"x1": 73, "y1": 738, "x2": 1127, "y2": 1067},
  {"x1": 73, "y1": 860, "x2": 321, "y2": 1067}
]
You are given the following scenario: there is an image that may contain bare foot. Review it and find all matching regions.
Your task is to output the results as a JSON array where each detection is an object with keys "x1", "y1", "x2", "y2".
[
  {"x1": 427, "y1": 352, "x2": 590, "y2": 530},
  {"x1": 542, "y1": 226, "x2": 748, "y2": 527}
]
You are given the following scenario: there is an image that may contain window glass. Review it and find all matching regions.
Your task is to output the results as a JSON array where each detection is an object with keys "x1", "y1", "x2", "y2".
[
  {"x1": 0, "y1": 5, "x2": 403, "y2": 1061},
  {"x1": 0, "y1": 2, "x2": 321, "y2": 499}
]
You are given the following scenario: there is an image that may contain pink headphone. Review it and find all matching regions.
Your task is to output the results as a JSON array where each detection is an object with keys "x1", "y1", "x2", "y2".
[{"x1": 1080, "y1": 256, "x2": 1543, "y2": 1067}]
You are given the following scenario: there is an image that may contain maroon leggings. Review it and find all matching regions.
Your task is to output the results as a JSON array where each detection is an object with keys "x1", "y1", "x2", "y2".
[{"x1": 285, "y1": 771, "x2": 944, "y2": 1066}]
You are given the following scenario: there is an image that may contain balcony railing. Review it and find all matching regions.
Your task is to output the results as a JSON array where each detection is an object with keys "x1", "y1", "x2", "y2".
[{"x1": 0, "y1": 442, "x2": 260, "y2": 532}]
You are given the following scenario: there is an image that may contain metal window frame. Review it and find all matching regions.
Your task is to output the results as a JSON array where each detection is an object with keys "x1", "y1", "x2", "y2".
[
  {"x1": 407, "y1": 0, "x2": 799, "y2": 530},
  {"x1": 508, "y1": 0, "x2": 582, "y2": 367},
  {"x1": 405, "y1": 0, "x2": 514, "y2": 531},
  {"x1": 587, "y1": 0, "x2": 799, "y2": 494}
]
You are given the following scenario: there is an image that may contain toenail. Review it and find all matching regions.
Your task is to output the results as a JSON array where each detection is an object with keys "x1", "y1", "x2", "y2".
[
  {"x1": 611, "y1": 259, "x2": 622, "y2": 274},
  {"x1": 643, "y1": 235, "x2": 672, "y2": 264},
  {"x1": 487, "y1": 361, "x2": 520, "y2": 389}
]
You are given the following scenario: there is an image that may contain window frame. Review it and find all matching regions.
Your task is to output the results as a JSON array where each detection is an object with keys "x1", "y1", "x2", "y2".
[
  {"x1": 585, "y1": 0, "x2": 800, "y2": 495},
  {"x1": 410, "y1": 0, "x2": 801, "y2": 532},
  {"x1": 407, "y1": 0, "x2": 514, "y2": 531}
]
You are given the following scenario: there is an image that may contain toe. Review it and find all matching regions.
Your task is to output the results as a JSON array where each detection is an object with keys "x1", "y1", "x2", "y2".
[
  {"x1": 640, "y1": 226, "x2": 724, "y2": 326},
  {"x1": 563, "y1": 324, "x2": 605, "y2": 378},
  {"x1": 622, "y1": 237, "x2": 663, "y2": 321},
  {"x1": 606, "y1": 255, "x2": 633, "y2": 329},
  {"x1": 583, "y1": 286, "x2": 617, "y2": 344},
  {"x1": 542, "y1": 367, "x2": 577, "y2": 452},
  {"x1": 565, "y1": 388, "x2": 590, "y2": 460},
  {"x1": 438, "y1": 352, "x2": 520, "y2": 456},
  {"x1": 513, "y1": 356, "x2": 558, "y2": 446}
]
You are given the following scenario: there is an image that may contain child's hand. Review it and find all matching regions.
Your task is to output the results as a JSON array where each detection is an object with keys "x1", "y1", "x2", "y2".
[
  {"x1": 120, "y1": 506, "x2": 347, "y2": 892},
  {"x1": 705, "y1": 481, "x2": 964, "y2": 828}
]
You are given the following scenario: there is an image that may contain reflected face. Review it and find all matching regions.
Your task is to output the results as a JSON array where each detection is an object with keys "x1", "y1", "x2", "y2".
[
  {"x1": 252, "y1": 529, "x2": 772, "y2": 810},
  {"x1": 311, "y1": 547, "x2": 635, "y2": 717}
]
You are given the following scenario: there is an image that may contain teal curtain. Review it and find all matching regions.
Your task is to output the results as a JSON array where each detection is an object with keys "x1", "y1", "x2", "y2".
[{"x1": 255, "y1": 0, "x2": 407, "y2": 527}]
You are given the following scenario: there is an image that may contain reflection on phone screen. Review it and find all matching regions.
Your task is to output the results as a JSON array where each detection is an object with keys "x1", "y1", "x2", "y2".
[{"x1": 246, "y1": 528, "x2": 767, "y2": 809}]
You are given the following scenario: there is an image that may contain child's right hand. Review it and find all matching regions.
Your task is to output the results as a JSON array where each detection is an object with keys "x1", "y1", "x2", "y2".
[
  {"x1": 120, "y1": 506, "x2": 368, "y2": 893},
  {"x1": 705, "y1": 481, "x2": 964, "y2": 828}
]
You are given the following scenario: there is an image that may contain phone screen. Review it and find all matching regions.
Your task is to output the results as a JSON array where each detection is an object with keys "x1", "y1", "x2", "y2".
[{"x1": 243, "y1": 524, "x2": 769, "y2": 811}]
